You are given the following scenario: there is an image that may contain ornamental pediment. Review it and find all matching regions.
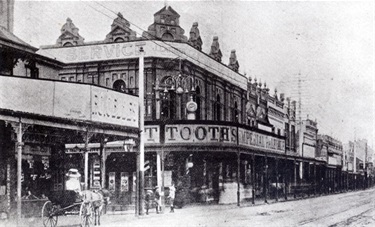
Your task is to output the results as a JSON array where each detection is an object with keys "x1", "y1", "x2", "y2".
[{"x1": 111, "y1": 27, "x2": 128, "y2": 35}]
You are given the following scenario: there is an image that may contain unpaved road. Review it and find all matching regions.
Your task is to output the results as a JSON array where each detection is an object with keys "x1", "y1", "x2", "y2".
[{"x1": 3, "y1": 188, "x2": 375, "y2": 227}]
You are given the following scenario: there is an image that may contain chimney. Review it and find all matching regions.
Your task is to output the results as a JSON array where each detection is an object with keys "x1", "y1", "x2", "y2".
[
  {"x1": 280, "y1": 93, "x2": 285, "y2": 102},
  {"x1": 0, "y1": 0, "x2": 15, "y2": 33}
]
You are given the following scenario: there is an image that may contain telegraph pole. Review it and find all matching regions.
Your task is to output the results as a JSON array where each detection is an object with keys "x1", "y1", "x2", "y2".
[
  {"x1": 298, "y1": 72, "x2": 303, "y2": 180},
  {"x1": 138, "y1": 47, "x2": 145, "y2": 216}
]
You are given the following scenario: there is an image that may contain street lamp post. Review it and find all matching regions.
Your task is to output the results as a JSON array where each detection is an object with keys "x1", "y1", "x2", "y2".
[{"x1": 154, "y1": 58, "x2": 197, "y2": 212}]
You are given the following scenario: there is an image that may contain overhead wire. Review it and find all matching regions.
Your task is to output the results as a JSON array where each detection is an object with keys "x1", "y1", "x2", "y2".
[{"x1": 89, "y1": 1, "x2": 248, "y2": 86}]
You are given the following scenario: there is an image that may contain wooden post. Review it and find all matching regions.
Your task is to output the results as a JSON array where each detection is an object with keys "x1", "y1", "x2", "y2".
[
  {"x1": 251, "y1": 154, "x2": 255, "y2": 205},
  {"x1": 84, "y1": 130, "x2": 90, "y2": 190},
  {"x1": 100, "y1": 140, "x2": 107, "y2": 189},
  {"x1": 264, "y1": 155, "x2": 268, "y2": 204},
  {"x1": 284, "y1": 158, "x2": 287, "y2": 201},
  {"x1": 237, "y1": 151, "x2": 240, "y2": 207},
  {"x1": 294, "y1": 158, "x2": 297, "y2": 199},
  {"x1": 138, "y1": 47, "x2": 145, "y2": 216},
  {"x1": 10, "y1": 120, "x2": 27, "y2": 225},
  {"x1": 314, "y1": 162, "x2": 316, "y2": 196},
  {"x1": 16, "y1": 123, "x2": 23, "y2": 224},
  {"x1": 275, "y1": 158, "x2": 279, "y2": 202},
  {"x1": 161, "y1": 149, "x2": 165, "y2": 213}
]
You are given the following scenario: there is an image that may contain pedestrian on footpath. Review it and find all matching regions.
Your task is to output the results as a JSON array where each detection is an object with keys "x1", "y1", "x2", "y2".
[
  {"x1": 154, "y1": 186, "x2": 161, "y2": 214},
  {"x1": 168, "y1": 184, "x2": 176, "y2": 213},
  {"x1": 145, "y1": 190, "x2": 153, "y2": 215}
]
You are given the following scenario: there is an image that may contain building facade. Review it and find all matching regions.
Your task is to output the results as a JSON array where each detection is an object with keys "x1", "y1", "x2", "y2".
[
  {"x1": 36, "y1": 6, "x2": 308, "y2": 206},
  {"x1": 1, "y1": 5, "x2": 372, "y2": 216}
]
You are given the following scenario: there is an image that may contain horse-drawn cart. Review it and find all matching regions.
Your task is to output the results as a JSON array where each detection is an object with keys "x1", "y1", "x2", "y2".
[
  {"x1": 41, "y1": 190, "x2": 98, "y2": 227},
  {"x1": 41, "y1": 169, "x2": 106, "y2": 227}
]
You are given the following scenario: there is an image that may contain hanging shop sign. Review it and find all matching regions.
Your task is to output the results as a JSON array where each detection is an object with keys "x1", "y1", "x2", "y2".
[
  {"x1": 91, "y1": 158, "x2": 101, "y2": 189},
  {"x1": 161, "y1": 124, "x2": 285, "y2": 153},
  {"x1": 108, "y1": 172, "x2": 116, "y2": 191},
  {"x1": 120, "y1": 172, "x2": 129, "y2": 192}
]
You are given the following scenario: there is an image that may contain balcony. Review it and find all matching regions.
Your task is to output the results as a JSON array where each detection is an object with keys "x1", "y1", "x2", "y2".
[{"x1": 0, "y1": 75, "x2": 139, "y2": 128}]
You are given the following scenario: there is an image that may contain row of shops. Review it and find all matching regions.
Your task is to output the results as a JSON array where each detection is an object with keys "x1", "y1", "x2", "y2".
[{"x1": 1, "y1": 3, "x2": 374, "y2": 220}]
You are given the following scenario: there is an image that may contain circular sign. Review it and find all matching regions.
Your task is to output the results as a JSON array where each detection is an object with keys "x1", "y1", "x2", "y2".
[{"x1": 186, "y1": 100, "x2": 198, "y2": 112}]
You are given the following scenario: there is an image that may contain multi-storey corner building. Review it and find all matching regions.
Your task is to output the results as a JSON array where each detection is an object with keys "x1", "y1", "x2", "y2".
[{"x1": 35, "y1": 6, "x2": 316, "y2": 206}]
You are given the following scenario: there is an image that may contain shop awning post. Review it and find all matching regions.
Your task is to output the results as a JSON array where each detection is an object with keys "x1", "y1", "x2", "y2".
[{"x1": 16, "y1": 120, "x2": 24, "y2": 225}]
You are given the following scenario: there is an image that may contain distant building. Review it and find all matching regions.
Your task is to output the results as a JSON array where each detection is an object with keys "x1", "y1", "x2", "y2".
[
  {"x1": 343, "y1": 141, "x2": 355, "y2": 172},
  {"x1": 297, "y1": 119, "x2": 318, "y2": 159}
]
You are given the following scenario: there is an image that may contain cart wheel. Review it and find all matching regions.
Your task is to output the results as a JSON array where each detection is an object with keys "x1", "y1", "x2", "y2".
[
  {"x1": 42, "y1": 201, "x2": 58, "y2": 227},
  {"x1": 80, "y1": 202, "x2": 93, "y2": 227}
]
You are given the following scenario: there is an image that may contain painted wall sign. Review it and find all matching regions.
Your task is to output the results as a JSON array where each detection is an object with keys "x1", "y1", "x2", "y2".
[
  {"x1": 144, "y1": 125, "x2": 160, "y2": 144},
  {"x1": 0, "y1": 76, "x2": 138, "y2": 128},
  {"x1": 165, "y1": 124, "x2": 237, "y2": 144},
  {"x1": 151, "y1": 124, "x2": 286, "y2": 153},
  {"x1": 91, "y1": 86, "x2": 138, "y2": 128},
  {"x1": 302, "y1": 144, "x2": 316, "y2": 158},
  {"x1": 238, "y1": 127, "x2": 285, "y2": 153}
]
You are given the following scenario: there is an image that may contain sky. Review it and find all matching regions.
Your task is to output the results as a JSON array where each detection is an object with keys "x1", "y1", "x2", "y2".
[{"x1": 13, "y1": 0, "x2": 375, "y2": 146}]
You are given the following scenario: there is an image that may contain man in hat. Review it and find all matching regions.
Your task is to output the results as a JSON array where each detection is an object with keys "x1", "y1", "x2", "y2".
[{"x1": 154, "y1": 186, "x2": 161, "y2": 214}]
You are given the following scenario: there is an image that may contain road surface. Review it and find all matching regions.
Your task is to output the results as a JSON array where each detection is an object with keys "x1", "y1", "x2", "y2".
[{"x1": 3, "y1": 188, "x2": 375, "y2": 227}]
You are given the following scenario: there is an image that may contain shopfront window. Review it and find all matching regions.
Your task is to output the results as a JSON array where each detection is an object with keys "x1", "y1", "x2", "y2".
[{"x1": 161, "y1": 91, "x2": 176, "y2": 120}]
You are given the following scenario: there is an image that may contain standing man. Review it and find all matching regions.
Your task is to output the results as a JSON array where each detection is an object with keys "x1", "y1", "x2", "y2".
[
  {"x1": 145, "y1": 190, "x2": 153, "y2": 215},
  {"x1": 154, "y1": 186, "x2": 161, "y2": 214},
  {"x1": 168, "y1": 184, "x2": 176, "y2": 213}
]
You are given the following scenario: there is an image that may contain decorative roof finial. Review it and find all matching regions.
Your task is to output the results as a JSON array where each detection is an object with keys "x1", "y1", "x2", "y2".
[
  {"x1": 209, "y1": 36, "x2": 222, "y2": 62},
  {"x1": 228, "y1": 49, "x2": 239, "y2": 72},
  {"x1": 188, "y1": 22, "x2": 202, "y2": 51},
  {"x1": 274, "y1": 88, "x2": 278, "y2": 99}
]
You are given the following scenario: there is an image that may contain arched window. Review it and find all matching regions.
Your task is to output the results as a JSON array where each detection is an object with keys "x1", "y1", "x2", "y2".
[
  {"x1": 161, "y1": 91, "x2": 176, "y2": 120},
  {"x1": 113, "y1": 79, "x2": 126, "y2": 93},
  {"x1": 63, "y1": 42, "x2": 73, "y2": 47},
  {"x1": 161, "y1": 33, "x2": 174, "y2": 41},
  {"x1": 114, "y1": 37, "x2": 124, "y2": 43},
  {"x1": 234, "y1": 101, "x2": 239, "y2": 123},
  {"x1": 112, "y1": 73, "x2": 118, "y2": 81},
  {"x1": 160, "y1": 76, "x2": 176, "y2": 120},
  {"x1": 195, "y1": 86, "x2": 201, "y2": 120},
  {"x1": 215, "y1": 94, "x2": 221, "y2": 121}
]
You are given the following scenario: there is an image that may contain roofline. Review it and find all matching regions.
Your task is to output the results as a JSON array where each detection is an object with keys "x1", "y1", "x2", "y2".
[
  {"x1": 0, "y1": 36, "x2": 38, "y2": 53},
  {"x1": 40, "y1": 39, "x2": 247, "y2": 81}
]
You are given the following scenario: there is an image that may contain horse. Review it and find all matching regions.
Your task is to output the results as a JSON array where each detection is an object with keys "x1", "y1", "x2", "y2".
[{"x1": 80, "y1": 189, "x2": 110, "y2": 226}]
